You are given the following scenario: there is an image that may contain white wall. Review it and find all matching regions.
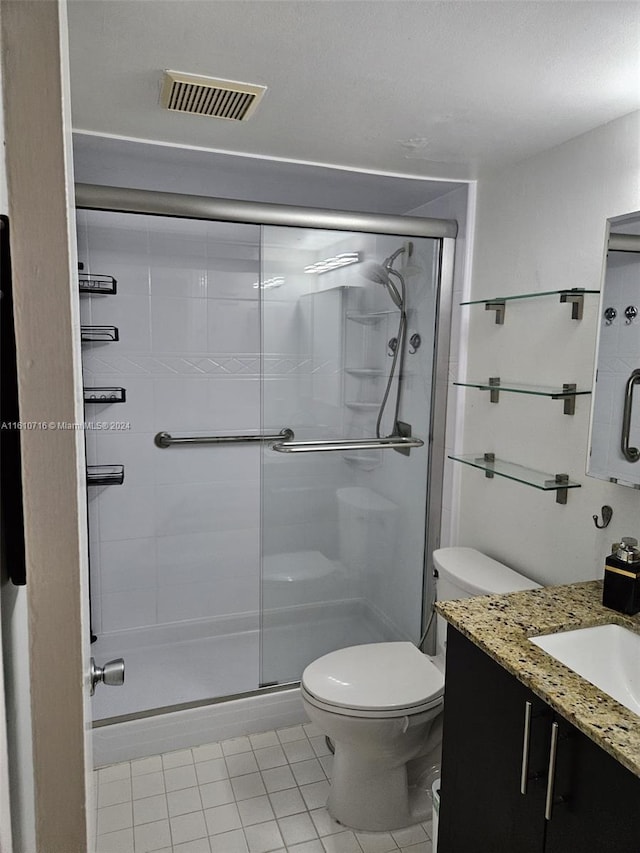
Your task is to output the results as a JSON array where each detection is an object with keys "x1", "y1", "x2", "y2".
[
  {"x1": 456, "y1": 111, "x2": 640, "y2": 586},
  {"x1": 72, "y1": 133, "x2": 460, "y2": 215},
  {"x1": 408, "y1": 185, "x2": 474, "y2": 556}
]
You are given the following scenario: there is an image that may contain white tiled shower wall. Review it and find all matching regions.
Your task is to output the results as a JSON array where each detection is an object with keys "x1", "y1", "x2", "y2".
[{"x1": 79, "y1": 211, "x2": 265, "y2": 635}]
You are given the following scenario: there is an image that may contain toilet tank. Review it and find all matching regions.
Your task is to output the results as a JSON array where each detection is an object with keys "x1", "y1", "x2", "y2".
[
  {"x1": 433, "y1": 547, "x2": 541, "y2": 601},
  {"x1": 336, "y1": 487, "x2": 398, "y2": 576}
]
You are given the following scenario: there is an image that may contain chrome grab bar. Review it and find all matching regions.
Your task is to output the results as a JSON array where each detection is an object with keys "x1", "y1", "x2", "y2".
[
  {"x1": 621, "y1": 369, "x2": 640, "y2": 462},
  {"x1": 272, "y1": 435, "x2": 424, "y2": 453},
  {"x1": 154, "y1": 428, "x2": 294, "y2": 449}
]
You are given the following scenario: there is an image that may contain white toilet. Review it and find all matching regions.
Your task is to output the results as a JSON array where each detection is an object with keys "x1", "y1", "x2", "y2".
[{"x1": 300, "y1": 546, "x2": 540, "y2": 832}]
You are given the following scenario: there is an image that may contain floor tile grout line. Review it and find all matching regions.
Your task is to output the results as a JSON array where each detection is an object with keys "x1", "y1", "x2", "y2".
[{"x1": 94, "y1": 726, "x2": 433, "y2": 853}]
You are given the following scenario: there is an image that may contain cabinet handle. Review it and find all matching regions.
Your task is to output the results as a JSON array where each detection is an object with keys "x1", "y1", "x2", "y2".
[
  {"x1": 544, "y1": 721, "x2": 559, "y2": 820},
  {"x1": 520, "y1": 700, "x2": 533, "y2": 794}
]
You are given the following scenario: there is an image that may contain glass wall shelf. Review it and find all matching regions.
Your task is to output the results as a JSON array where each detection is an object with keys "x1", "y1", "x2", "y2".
[
  {"x1": 87, "y1": 465, "x2": 125, "y2": 486},
  {"x1": 83, "y1": 387, "x2": 127, "y2": 404},
  {"x1": 81, "y1": 325, "x2": 119, "y2": 342},
  {"x1": 79, "y1": 273, "x2": 117, "y2": 295},
  {"x1": 448, "y1": 453, "x2": 581, "y2": 504},
  {"x1": 460, "y1": 288, "x2": 600, "y2": 323},
  {"x1": 453, "y1": 379, "x2": 591, "y2": 414}
]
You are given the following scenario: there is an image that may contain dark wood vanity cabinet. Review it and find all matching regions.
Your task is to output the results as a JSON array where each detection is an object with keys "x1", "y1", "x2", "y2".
[{"x1": 438, "y1": 627, "x2": 640, "y2": 853}]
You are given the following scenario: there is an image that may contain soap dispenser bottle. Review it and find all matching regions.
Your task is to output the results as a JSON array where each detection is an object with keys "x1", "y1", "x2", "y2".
[{"x1": 602, "y1": 537, "x2": 640, "y2": 615}]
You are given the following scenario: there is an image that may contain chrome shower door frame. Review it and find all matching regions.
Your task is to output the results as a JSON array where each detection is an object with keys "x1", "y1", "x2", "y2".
[
  {"x1": 76, "y1": 183, "x2": 457, "y2": 722},
  {"x1": 422, "y1": 236, "x2": 456, "y2": 655}
]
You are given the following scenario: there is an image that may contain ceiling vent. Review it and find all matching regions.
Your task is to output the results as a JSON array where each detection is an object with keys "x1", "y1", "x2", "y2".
[{"x1": 161, "y1": 71, "x2": 266, "y2": 121}]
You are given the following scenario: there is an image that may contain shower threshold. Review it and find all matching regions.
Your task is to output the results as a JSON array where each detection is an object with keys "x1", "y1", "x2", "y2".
[{"x1": 91, "y1": 599, "x2": 395, "y2": 724}]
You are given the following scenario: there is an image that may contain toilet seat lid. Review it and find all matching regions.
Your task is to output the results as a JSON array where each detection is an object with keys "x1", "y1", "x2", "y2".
[{"x1": 302, "y1": 642, "x2": 444, "y2": 713}]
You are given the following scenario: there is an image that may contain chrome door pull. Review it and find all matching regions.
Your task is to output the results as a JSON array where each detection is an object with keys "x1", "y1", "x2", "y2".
[
  {"x1": 90, "y1": 657, "x2": 125, "y2": 696},
  {"x1": 520, "y1": 700, "x2": 533, "y2": 795},
  {"x1": 621, "y1": 369, "x2": 640, "y2": 462},
  {"x1": 544, "y1": 721, "x2": 559, "y2": 821}
]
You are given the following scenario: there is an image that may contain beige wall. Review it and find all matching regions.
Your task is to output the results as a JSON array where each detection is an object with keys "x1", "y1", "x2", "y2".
[
  {"x1": 0, "y1": 6, "x2": 18, "y2": 851},
  {"x1": 455, "y1": 111, "x2": 640, "y2": 585},
  {"x1": 2, "y1": 1, "x2": 92, "y2": 850}
]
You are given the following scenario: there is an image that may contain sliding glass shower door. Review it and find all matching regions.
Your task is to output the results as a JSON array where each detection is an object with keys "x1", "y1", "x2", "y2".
[
  {"x1": 259, "y1": 226, "x2": 440, "y2": 686},
  {"x1": 79, "y1": 209, "x2": 265, "y2": 720},
  {"x1": 78, "y1": 197, "x2": 446, "y2": 723}
]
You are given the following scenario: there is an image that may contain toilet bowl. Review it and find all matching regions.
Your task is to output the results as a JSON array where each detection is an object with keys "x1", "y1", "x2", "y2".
[
  {"x1": 301, "y1": 548, "x2": 540, "y2": 832},
  {"x1": 301, "y1": 642, "x2": 444, "y2": 831}
]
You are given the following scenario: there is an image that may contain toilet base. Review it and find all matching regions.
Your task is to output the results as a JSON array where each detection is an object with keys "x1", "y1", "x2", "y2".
[{"x1": 327, "y1": 746, "x2": 433, "y2": 832}]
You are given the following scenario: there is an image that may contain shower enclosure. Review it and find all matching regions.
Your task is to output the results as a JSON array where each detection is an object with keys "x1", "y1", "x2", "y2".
[{"x1": 76, "y1": 186, "x2": 455, "y2": 725}]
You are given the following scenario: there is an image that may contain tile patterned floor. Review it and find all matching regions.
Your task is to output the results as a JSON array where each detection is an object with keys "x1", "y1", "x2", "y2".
[{"x1": 95, "y1": 723, "x2": 434, "y2": 853}]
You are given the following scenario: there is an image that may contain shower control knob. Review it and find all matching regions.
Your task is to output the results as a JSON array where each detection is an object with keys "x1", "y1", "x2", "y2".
[{"x1": 90, "y1": 657, "x2": 125, "y2": 696}]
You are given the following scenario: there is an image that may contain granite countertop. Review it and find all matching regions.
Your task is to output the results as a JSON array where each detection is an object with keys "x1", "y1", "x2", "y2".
[{"x1": 436, "y1": 580, "x2": 640, "y2": 777}]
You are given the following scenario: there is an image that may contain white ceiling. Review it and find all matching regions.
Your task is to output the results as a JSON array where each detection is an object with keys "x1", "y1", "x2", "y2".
[{"x1": 67, "y1": 1, "x2": 640, "y2": 181}]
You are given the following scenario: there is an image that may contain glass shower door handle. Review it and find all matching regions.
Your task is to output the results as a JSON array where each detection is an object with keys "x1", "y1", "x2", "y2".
[{"x1": 90, "y1": 657, "x2": 125, "y2": 696}]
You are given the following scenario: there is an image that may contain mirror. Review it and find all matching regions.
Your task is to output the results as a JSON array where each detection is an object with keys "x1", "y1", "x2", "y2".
[{"x1": 587, "y1": 211, "x2": 640, "y2": 488}]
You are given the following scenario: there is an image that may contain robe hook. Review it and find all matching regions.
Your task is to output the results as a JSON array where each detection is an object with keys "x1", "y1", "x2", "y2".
[{"x1": 593, "y1": 505, "x2": 613, "y2": 529}]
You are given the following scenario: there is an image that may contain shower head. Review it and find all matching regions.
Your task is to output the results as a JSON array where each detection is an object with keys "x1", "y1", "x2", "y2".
[
  {"x1": 361, "y1": 261, "x2": 391, "y2": 286},
  {"x1": 360, "y1": 259, "x2": 404, "y2": 309}
]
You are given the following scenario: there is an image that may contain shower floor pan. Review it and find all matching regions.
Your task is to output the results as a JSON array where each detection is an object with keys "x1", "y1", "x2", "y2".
[{"x1": 91, "y1": 602, "x2": 391, "y2": 721}]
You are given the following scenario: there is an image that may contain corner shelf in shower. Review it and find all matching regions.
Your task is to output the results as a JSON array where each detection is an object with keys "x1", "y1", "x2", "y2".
[
  {"x1": 81, "y1": 325, "x2": 119, "y2": 342},
  {"x1": 345, "y1": 368, "x2": 384, "y2": 377},
  {"x1": 83, "y1": 387, "x2": 127, "y2": 404},
  {"x1": 346, "y1": 401, "x2": 380, "y2": 411},
  {"x1": 453, "y1": 378, "x2": 592, "y2": 415},
  {"x1": 301, "y1": 285, "x2": 353, "y2": 296},
  {"x1": 79, "y1": 273, "x2": 117, "y2": 295},
  {"x1": 448, "y1": 453, "x2": 581, "y2": 504},
  {"x1": 343, "y1": 452, "x2": 382, "y2": 470},
  {"x1": 346, "y1": 309, "x2": 398, "y2": 325},
  {"x1": 86, "y1": 464, "x2": 125, "y2": 486},
  {"x1": 461, "y1": 288, "x2": 600, "y2": 324}
]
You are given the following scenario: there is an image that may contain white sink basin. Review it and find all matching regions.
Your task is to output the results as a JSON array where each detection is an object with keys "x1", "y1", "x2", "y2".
[{"x1": 530, "y1": 624, "x2": 640, "y2": 716}]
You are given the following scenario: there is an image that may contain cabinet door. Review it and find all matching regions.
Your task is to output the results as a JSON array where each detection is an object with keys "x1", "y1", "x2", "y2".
[
  {"x1": 438, "y1": 628, "x2": 550, "y2": 853},
  {"x1": 544, "y1": 717, "x2": 640, "y2": 853}
]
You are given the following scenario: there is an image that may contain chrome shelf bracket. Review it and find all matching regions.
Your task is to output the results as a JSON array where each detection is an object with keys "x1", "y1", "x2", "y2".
[
  {"x1": 485, "y1": 300, "x2": 506, "y2": 325},
  {"x1": 559, "y1": 291, "x2": 584, "y2": 320},
  {"x1": 544, "y1": 473, "x2": 570, "y2": 504},
  {"x1": 551, "y1": 383, "x2": 578, "y2": 416}
]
